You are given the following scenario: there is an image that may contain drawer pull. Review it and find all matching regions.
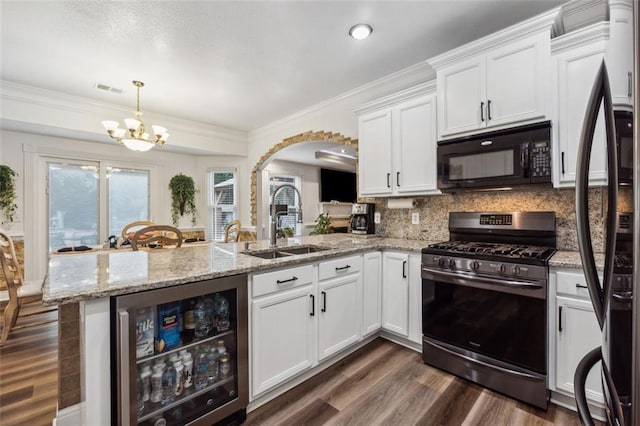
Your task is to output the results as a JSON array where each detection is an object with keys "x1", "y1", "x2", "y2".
[
  {"x1": 276, "y1": 276, "x2": 298, "y2": 284},
  {"x1": 335, "y1": 265, "x2": 351, "y2": 271},
  {"x1": 576, "y1": 283, "x2": 588, "y2": 289}
]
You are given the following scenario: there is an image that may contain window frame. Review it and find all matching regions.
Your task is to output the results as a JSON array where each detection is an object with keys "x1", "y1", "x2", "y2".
[{"x1": 207, "y1": 168, "x2": 238, "y2": 242}]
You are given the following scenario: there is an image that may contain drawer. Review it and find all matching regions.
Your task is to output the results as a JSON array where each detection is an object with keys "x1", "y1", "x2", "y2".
[
  {"x1": 318, "y1": 255, "x2": 362, "y2": 281},
  {"x1": 555, "y1": 270, "x2": 601, "y2": 299},
  {"x1": 252, "y1": 264, "x2": 315, "y2": 298}
]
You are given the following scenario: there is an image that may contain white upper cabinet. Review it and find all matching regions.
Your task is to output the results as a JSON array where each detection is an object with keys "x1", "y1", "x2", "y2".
[
  {"x1": 428, "y1": 10, "x2": 556, "y2": 140},
  {"x1": 356, "y1": 82, "x2": 438, "y2": 198},
  {"x1": 551, "y1": 23, "x2": 609, "y2": 187},
  {"x1": 607, "y1": 0, "x2": 633, "y2": 107},
  {"x1": 358, "y1": 109, "x2": 393, "y2": 196}
]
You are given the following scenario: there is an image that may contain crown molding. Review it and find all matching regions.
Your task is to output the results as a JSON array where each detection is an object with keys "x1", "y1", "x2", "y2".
[
  {"x1": 551, "y1": 21, "x2": 609, "y2": 53},
  {"x1": 0, "y1": 80, "x2": 248, "y2": 147},
  {"x1": 249, "y1": 60, "x2": 434, "y2": 138},
  {"x1": 353, "y1": 80, "x2": 436, "y2": 114},
  {"x1": 427, "y1": 7, "x2": 560, "y2": 70}
]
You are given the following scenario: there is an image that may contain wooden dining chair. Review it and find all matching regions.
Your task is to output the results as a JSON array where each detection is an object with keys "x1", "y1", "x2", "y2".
[
  {"x1": 122, "y1": 220, "x2": 156, "y2": 240},
  {"x1": 130, "y1": 225, "x2": 183, "y2": 251},
  {"x1": 224, "y1": 220, "x2": 241, "y2": 243},
  {"x1": 0, "y1": 229, "x2": 57, "y2": 345}
]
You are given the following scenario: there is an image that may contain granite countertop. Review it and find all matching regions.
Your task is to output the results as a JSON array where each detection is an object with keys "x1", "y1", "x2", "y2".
[
  {"x1": 549, "y1": 250, "x2": 604, "y2": 270},
  {"x1": 43, "y1": 233, "x2": 599, "y2": 305},
  {"x1": 43, "y1": 234, "x2": 439, "y2": 305}
]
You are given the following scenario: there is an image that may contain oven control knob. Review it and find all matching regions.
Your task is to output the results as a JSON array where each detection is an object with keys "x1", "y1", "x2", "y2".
[
  {"x1": 470, "y1": 261, "x2": 480, "y2": 270},
  {"x1": 497, "y1": 263, "x2": 506, "y2": 273},
  {"x1": 449, "y1": 259, "x2": 456, "y2": 268},
  {"x1": 511, "y1": 265, "x2": 521, "y2": 275},
  {"x1": 436, "y1": 257, "x2": 445, "y2": 267}
]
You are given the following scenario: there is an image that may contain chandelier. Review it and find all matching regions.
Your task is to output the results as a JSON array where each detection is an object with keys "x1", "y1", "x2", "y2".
[{"x1": 101, "y1": 80, "x2": 169, "y2": 152}]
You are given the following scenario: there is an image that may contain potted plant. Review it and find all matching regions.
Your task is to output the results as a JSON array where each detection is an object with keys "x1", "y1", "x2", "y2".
[
  {"x1": 169, "y1": 173, "x2": 198, "y2": 226},
  {"x1": 309, "y1": 213, "x2": 333, "y2": 235},
  {"x1": 282, "y1": 227, "x2": 295, "y2": 238},
  {"x1": 0, "y1": 165, "x2": 18, "y2": 225}
]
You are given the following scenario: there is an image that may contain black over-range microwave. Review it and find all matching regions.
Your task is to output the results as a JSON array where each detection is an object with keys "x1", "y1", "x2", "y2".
[{"x1": 437, "y1": 121, "x2": 552, "y2": 192}]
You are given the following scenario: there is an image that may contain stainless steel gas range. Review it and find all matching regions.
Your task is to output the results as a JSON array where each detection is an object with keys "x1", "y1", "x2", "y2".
[{"x1": 421, "y1": 211, "x2": 556, "y2": 410}]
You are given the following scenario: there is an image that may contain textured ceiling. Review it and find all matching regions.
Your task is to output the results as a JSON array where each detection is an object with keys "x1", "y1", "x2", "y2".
[{"x1": 1, "y1": 1, "x2": 565, "y2": 132}]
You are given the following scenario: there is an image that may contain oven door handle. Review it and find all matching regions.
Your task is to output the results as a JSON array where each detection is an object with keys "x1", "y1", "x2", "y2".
[
  {"x1": 421, "y1": 267, "x2": 545, "y2": 297},
  {"x1": 424, "y1": 338, "x2": 542, "y2": 382}
]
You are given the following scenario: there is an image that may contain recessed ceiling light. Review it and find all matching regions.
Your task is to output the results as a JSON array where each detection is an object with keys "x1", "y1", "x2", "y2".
[{"x1": 349, "y1": 24, "x2": 373, "y2": 40}]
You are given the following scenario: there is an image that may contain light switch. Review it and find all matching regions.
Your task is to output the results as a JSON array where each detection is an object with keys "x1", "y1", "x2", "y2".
[
  {"x1": 374, "y1": 212, "x2": 381, "y2": 224},
  {"x1": 412, "y1": 212, "x2": 419, "y2": 225}
]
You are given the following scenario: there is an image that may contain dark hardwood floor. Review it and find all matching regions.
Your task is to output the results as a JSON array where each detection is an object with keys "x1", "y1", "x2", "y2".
[
  {"x1": 0, "y1": 314, "x2": 591, "y2": 426},
  {"x1": 246, "y1": 339, "x2": 588, "y2": 426},
  {"x1": 0, "y1": 305, "x2": 58, "y2": 426}
]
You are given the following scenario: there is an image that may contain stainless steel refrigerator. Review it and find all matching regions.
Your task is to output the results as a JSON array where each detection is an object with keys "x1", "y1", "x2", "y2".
[{"x1": 573, "y1": 4, "x2": 638, "y2": 425}]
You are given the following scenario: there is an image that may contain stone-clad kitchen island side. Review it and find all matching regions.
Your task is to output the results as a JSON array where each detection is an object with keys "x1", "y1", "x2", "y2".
[{"x1": 43, "y1": 233, "x2": 601, "y2": 425}]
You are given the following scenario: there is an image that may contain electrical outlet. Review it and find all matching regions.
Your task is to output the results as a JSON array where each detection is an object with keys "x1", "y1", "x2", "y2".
[
  {"x1": 411, "y1": 212, "x2": 420, "y2": 225},
  {"x1": 374, "y1": 212, "x2": 381, "y2": 224}
]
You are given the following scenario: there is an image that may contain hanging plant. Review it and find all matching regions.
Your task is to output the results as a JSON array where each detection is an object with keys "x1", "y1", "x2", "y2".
[
  {"x1": 309, "y1": 213, "x2": 333, "y2": 235},
  {"x1": 169, "y1": 173, "x2": 198, "y2": 226},
  {"x1": 0, "y1": 165, "x2": 18, "y2": 224}
]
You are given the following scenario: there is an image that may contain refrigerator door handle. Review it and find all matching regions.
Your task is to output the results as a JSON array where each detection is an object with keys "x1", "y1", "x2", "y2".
[
  {"x1": 574, "y1": 347, "x2": 601, "y2": 426},
  {"x1": 118, "y1": 310, "x2": 131, "y2": 425},
  {"x1": 575, "y1": 60, "x2": 618, "y2": 329}
]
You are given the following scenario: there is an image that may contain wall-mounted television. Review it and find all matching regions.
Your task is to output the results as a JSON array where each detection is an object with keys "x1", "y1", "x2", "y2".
[{"x1": 320, "y1": 168, "x2": 356, "y2": 203}]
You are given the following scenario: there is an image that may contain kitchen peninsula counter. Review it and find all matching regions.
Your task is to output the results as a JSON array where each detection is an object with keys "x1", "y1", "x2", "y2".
[{"x1": 43, "y1": 234, "x2": 436, "y2": 305}]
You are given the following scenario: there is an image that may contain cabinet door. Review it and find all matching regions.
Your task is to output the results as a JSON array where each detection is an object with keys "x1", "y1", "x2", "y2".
[
  {"x1": 362, "y1": 251, "x2": 382, "y2": 336},
  {"x1": 251, "y1": 285, "x2": 316, "y2": 396},
  {"x1": 358, "y1": 110, "x2": 393, "y2": 196},
  {"x1": 437, "y1": 57, "x2": 486, "y2": 138},
  {"x1": 407, "y1": 253, "x2": 423, "y2": 344},
  {"x1": 555, "y1": 45, "x2": 608, "y2": 186},
  {"x1": 608, "y1": 0, "x2": 633, "y2": 107},
  {"x1": 394, "y1": 95, "x2": 438, "y2": 194},
  {"x1": 486, "y1": 34, "x2": 547, "y2": 127},
  {"x1": 382, "y1": 252, "x2": 409, "y2": 337},
  {"x1": 555, "y1": 296, "x2": 604, "y2": 404},
  {"x1": 318, "y1": 273, "x2": 361, "y2": 361}
]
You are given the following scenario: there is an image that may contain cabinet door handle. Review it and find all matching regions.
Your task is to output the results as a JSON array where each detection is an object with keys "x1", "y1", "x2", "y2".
[
  {"x1": 396, "y1": 172, "x2": 400, "y2": 187},
  {"x1": 402, "y1": 260, "x2": 407, "y2": 278},
  {"x1": 310, "y1": 294, "x2": 315, "y2": 316},
  {"x1": 321, "y1": 291, "x2": 327, "y2": 312},
  {"x1": 386, "y1": 173, "x2": 391, "y2": 188},
  {"x1": 561, "y1": 152, "x2": 565, "y2": 175},
  {"x1": 277, "y1": 276, "x2": 298, "y2": 284},
  {"x1": 480, "y1": 101, "x2": 485, "y2": 122},
  {"x1": 335, "y1": 265, "x2": 351, "y2": 271},
  {"x1": 629, "y1": 71, "x2": 633, "y2": 98},
  {"x1": 558, "y1": 306, "x2": 563, "y2": 332},
  {"x1": 576, "y1": 283, "x2": 588, "y2": 289},
  {"x1": 487, "y1": 100, "x2": 492, "y2": 120}
]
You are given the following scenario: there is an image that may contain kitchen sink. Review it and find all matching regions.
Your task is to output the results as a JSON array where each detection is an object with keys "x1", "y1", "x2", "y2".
[{"x1": 242, "y1": 245, "x2": 329, "y2": 259}]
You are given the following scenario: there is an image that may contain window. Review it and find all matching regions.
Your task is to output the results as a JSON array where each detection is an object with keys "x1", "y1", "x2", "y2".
[
  {"x1": 269, "y1": 174, "x2": 301, "y2": 235},
  {"x1": 207, "y1": 169, "x2": 237, "y2": 241},
  {"x1": 47, "y1": 160, "x2": 150, "y2": 251}
]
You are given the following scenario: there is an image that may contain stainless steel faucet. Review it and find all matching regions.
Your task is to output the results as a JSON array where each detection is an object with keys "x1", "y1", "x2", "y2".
[{"x1": 270, "y1": 184, "x2": 303, "y2": 247}]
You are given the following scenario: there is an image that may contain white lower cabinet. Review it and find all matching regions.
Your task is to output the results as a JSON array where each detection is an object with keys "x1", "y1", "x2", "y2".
[
  {"x1": 382, "y1": 251, "x2": 409, "y2": 336},
  {"x1": 251, "y1": 265, "x2": 317, "y2": 397},
  {"x1": 362, "y1": 251, "x2": 382, "y2": 336},
  {"x1": 552, "y1": 269, "x2": 604, "y2": 406},
  {"x1": 318, "y1": 271, "x2": 362, "y2": 361}
]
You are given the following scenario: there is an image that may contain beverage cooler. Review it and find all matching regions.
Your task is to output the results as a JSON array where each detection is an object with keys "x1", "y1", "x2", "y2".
[{"x1": 111, "y1": 274, "x2": 248, "y2": 426}]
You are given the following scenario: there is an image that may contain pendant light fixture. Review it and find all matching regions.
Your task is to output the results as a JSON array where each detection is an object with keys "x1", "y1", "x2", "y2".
[{"x1": 101, "y1": 81, "x2": 169, "y2": 152}]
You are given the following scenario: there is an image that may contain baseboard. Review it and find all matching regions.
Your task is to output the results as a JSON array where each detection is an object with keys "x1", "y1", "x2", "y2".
[
  {"x1": 550, "y1": 390, "x2": 606, "y2": 421},
  {"x1": 378, "y1": 330, "x2": 422, "y2": 353},
  {"x1": 52, "y1": 403, "x2": 84, "y2": 426}
]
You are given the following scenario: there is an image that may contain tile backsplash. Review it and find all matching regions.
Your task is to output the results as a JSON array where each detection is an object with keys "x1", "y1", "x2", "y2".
[{"x1": 373, "y1": 186, "x2": 633, "y2": 252}]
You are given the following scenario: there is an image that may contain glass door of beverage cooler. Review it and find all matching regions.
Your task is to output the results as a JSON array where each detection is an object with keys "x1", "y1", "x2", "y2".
[{"x1": 112, "y1": 274, "x2": 248, "y2": 426}]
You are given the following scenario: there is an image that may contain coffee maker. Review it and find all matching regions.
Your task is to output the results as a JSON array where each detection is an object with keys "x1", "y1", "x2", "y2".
[{"x1": 350, "y1": 203, "x2": 375, "y2": 235}]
